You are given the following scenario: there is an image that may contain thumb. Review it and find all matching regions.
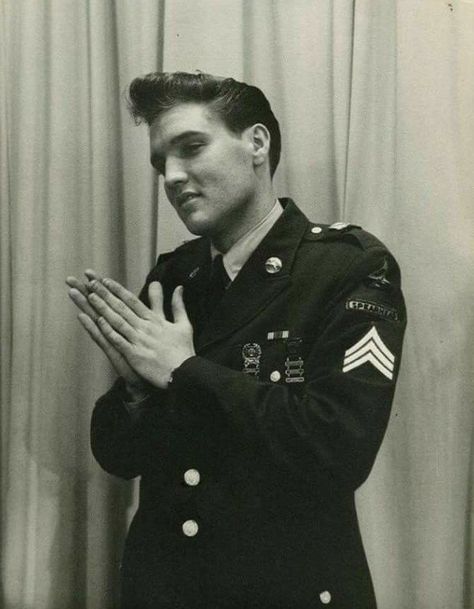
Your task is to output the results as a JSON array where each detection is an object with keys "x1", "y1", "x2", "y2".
[
  {"x1": 171, "y1": 285, "x2": 188, "y2": 323},
  {"x1": 148, "y1": 281, "x2": 164, "y2": 314}
]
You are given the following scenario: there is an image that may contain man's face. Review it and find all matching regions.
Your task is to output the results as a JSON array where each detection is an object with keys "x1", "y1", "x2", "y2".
[{"x1": 149, "y1": 102, "x2": 258, "y2": 240}]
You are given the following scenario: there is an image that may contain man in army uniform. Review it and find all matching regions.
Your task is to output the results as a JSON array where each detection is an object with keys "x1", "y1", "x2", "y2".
[{"x1": 66, "y1": 72, "x2": 406, "y2": 609}]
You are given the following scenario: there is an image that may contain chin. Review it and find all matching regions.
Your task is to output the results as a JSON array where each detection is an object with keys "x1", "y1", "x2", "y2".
[{"x1": 180, "y1": 212, "x2": 215, "y2": 237}]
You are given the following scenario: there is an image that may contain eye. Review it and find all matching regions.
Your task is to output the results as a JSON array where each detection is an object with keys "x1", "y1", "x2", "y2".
[{"x1": 182, "y1": 142, "x2": 204, "y2": 157}]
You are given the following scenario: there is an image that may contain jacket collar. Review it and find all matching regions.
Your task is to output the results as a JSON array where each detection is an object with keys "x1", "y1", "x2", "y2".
[
  {"x1": 211, "y1": 199, "x2": 283, "y2": 281},
  {"x1": 181, "y1": 198, "x2": 310, "y2": 352}
]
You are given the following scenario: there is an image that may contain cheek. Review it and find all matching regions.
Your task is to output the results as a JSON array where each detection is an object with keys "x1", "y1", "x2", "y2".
[
  {"x1": 214, "y1": 151, "x2": 254, "y2": 190},
  {"x1": 191, "y1": 143, "x2": 253, "y2": 195}
]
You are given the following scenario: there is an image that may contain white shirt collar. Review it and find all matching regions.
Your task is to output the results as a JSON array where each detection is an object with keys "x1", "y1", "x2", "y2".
[{"x1": 211, "y1": 200, "x2": 284, "y2": 282}]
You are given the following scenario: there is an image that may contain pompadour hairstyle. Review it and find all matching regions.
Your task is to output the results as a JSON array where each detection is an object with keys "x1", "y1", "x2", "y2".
[{"x1": 128, "y1": 71, "x2": 281, "y2": 177}]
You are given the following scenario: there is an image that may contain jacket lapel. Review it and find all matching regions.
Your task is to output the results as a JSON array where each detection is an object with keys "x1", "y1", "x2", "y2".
[
  {"x1": 194, "y1": 199, "x2": 309, "y2": 352},
  {"x1": 179, "y1": 239, "x2": 212, "y2": 333}
]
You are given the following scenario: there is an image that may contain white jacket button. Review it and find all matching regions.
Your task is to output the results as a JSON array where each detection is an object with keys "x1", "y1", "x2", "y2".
[
  {"x1": 182, "y1": 519, "x2": 199, "y2": 537},
  {"x1": 320, "y1": 590, "x2": 331, "y2": 604},
  {"x1": 184, "y1": 468, "x2": 200, "y2": 486}
]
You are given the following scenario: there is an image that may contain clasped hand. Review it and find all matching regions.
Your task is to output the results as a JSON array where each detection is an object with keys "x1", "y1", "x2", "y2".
[{"x1": 66, "y1": 270, "x2": 195, "y2": 395}]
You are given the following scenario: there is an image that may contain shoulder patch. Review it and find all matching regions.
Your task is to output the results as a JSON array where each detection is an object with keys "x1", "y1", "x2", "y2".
[
  {"x1": 365, "y1": 256, "x2": 392, "y2": 289},
  {"x1": 345, "y1": 298, "x2": 399, "y2": 321}
]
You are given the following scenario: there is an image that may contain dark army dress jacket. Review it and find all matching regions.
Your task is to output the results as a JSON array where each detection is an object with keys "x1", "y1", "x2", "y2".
[{"x1": 91, "y1": 199, "x2": 407, "y2": 609}]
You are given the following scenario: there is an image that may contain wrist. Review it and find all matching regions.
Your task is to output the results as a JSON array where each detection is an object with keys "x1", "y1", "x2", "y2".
[
  {"x1": 167, "y1": 355, "x2": 196, "y2": 388},
  {"x1": 124, "y1": 382, "x2": 149, "y2": 403}
]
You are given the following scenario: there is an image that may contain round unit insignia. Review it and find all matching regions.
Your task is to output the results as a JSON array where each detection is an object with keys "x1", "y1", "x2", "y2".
[{"x1": 265, "y1": 257, "x2": 283, "y2": 274}]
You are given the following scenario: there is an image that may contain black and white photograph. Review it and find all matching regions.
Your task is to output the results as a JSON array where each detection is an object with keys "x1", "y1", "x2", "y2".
[{"x1": 1, "y1": 1, "x2": 473, "y2": 608}]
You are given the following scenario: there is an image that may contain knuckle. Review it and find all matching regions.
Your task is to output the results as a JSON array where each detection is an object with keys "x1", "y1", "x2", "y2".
[
  {"x1": 91, "y1": 295, "x2": 104, "y2": 310},
  {"x1": 115, "y1": 299, "x2": 128, "y2": 316},
  {"x1": 141, "y1": 310, "x2": 153, "y2": 322},
  {"x1": 121, "y1": 343, "x2": 132, "y2": 357},
  {"x1": 99, "y1": 318, "x2": 111, "y2": 334},
  {"x1": 117, "y1": 318, "x2": 129, "y2": 334}
]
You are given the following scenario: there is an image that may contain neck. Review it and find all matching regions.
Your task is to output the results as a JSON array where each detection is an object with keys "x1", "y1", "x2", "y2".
[{"x1": 211, "y1": 185, "x2": 276, "y2": 254}]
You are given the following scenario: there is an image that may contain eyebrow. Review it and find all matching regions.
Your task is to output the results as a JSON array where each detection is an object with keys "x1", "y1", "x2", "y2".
[{"x1": 150, "y1": 130, "x2": 207, "y2": 167}]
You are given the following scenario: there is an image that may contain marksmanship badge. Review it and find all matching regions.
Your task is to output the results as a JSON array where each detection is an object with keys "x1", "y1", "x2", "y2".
[
  {"x1": 285, "y1": 338, "x2": 305, "y2": 383},
  {"x1": 242, "y1": 343, "x2": 262, "y2": 377}
]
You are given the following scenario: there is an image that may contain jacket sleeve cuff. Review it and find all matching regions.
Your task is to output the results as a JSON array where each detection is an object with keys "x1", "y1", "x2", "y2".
[
  {"x1": 105, "y1": 377, "x2": 162, "y2": 423},
  {"x1": 170, "y1": 356, "x2": 222, "y2": 395}
]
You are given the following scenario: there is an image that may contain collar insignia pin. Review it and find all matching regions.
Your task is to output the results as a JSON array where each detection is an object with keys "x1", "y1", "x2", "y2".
[
  {"x1": 265, "y1": 257, "x2": 282, "y2": 274},
  {"x1": 188, "y1": 266, "x2": 200, "y2": 279},
  {"x1": 329, "y1": 222, "x2": 350, "y2": 231}
]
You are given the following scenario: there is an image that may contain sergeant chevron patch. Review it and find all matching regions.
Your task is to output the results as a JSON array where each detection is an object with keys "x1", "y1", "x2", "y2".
[{"x1": 342, "y1": 326, "x2": 395, "y2": 380}]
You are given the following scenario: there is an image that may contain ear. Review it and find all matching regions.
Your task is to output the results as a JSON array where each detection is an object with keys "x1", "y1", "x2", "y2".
[{"x1": 247, "y1": 123, "x2": 271, "y2": 169}]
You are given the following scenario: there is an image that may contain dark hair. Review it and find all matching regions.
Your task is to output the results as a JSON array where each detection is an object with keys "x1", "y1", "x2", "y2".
[{"x1": 128, "y1": 71, "x2": 281, "y2": 177}]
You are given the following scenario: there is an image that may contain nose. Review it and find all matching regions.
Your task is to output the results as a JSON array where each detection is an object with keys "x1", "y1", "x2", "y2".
[{"x1": 164, "y1": 157, "x2": 188, "y2": 190}]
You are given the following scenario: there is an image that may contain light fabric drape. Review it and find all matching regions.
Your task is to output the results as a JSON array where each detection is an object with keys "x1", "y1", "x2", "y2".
[{"x1": 1, "y1": 1, "x2": 473, "y2": 608}]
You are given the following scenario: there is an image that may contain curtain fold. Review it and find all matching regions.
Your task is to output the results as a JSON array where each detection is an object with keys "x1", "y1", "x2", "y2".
[
  {"x1": 1, "y1": 2, "x2": 165, "y2": 608},
  {"x1": 1, "y1": 1, "x2": 473, "y2": 608},
  {"x1": 345, "y1": 4, "x2": 474, "y2": 608}
]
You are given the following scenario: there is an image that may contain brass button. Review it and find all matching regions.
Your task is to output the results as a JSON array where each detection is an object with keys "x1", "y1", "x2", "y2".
[
  {"x1": 311, "y1": 226, "x2": 322, "y2": 234},
  {"x1": 270, "y1": 370, "x2": 281, "y2": 382}
]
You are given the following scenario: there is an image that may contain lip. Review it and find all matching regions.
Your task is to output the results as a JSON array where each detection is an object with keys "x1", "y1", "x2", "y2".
[{"x1": 176, "y1": 191, "x2": 200, "y2": 206}]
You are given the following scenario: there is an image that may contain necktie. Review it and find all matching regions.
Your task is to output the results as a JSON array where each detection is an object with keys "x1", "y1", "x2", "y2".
[{"x1": 206, "y1": 254, "x2": 230, "y2": 315}]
